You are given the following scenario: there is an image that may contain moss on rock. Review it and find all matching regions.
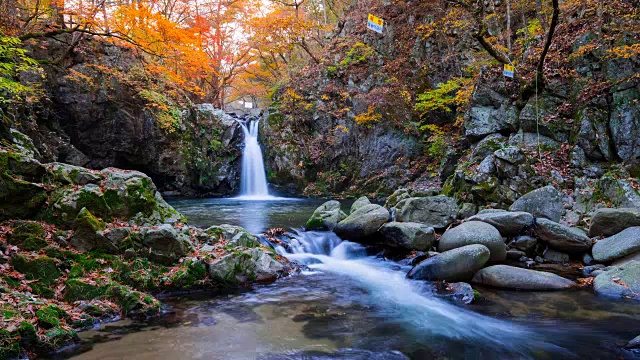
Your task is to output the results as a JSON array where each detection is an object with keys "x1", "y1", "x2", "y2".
[
  {"x1": 63, "y1": 278, "x2": 108, "y2": 302},
  {"x1": 10, "y1": 255, "x2": 61, "y2": 297}
]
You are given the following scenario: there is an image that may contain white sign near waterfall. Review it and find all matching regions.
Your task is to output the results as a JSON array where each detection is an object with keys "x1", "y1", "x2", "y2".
[{"x1": 236, "y1": 120, "x2": 275, "y2": 200}]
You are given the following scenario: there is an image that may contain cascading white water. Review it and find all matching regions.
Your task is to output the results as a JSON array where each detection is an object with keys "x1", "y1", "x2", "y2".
[
  {"x1": 275, "y1": 231, "x2": 570, "y2": 358},
  {"x1": 237, "y1": 120, "x2": 273, "y2": 200}
]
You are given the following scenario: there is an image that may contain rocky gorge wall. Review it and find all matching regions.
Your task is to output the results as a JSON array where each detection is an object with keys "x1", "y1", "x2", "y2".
[{"x1": 1, "y1": 36, "x2": 244, "y2": 197}]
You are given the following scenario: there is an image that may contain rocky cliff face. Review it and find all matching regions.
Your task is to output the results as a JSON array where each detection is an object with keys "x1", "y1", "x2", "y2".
[
  {"x1": 262, "y1": 0, "x2": 640, "y2": 210},
  {"x1": 4, "y1": 36, "x2": 243, "y2": 197}
]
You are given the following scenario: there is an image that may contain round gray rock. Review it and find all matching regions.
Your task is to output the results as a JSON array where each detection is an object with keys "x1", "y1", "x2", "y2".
[
  {"x1": 535, "y1": 218, "x2": 592, "y2": 253},
  {"x1": 467, "y1": 211, "x2": 534, "y2": 237},
  {"x1": 379, "y1": 222, "x2": 435, "y2": 251},
  {"x1": 350, "y1": 196, "x2": 371, "y2": 214},
  {"x1": 334, "y1": 204, "x2": 389, "y2": 242},
  {"x1": 589, "y1": 208, "x2": 640, "y2": 237},
  {"x1": 593, "y1": 261, "x2": 640, "y2": 300},
  {"x1": 438, "y1": 221, "x2": 506, "y2": 262},
  {"x1": 305, "y1": 200, "x2": 347, "y2": 231},
  {"x1": 394, "y1": 196, "x2": 458, "y2": 229},
  {"x1": 407, "y1": 244, "x2": 490, "y2": 282},
  {"x1": 592, "y1": 226, "x2": 640, "y2": 262},
  {"x1": 472, "y1": 265, "x2": 575, "y2": 290},
  {"x1": 509, "y1": 185, "x2": 564, "y2": 222}
]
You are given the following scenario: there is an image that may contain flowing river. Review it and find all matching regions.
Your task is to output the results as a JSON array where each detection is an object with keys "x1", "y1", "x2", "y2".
[{"x1": 57, "y1": 198, "x2": 640, "y2": 360}]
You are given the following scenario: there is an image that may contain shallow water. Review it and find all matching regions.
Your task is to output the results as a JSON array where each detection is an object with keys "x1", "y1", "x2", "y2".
[{"x1": 58, "y1": 199, "x2": 640, "y2": 360}]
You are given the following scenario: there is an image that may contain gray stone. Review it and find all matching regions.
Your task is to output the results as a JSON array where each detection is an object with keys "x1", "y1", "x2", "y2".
[
  {"x1": 350, "y1": 196, "x2": 371, "y2": 214},
  {"x1": 610, "y1": 89, "x2": 640, "y2": 162},
  {"x1": 592, "y1": 227, "x2": 640, "y2": 262},
  {"x1": 583, "y1": 253, "x2": 595, "y2": 265},
  {"x1": 203, "y1": 224, "x2": 260, "y2": 247},
  {"x1": 467, "y1": 211, "x2": 534, "y2": 237},
  {"x1": 335, "y1": 204, "x2": 390, "y2": 242},
  {"x1": 543, "y1": 248, "x2": 570, "y2": 263},
  {"x1": 472, "y1": 265, "x2": 575, "y2": 290},
  {"x1": 612, "y1": 252, "x2": 640, "y2": 267},
  {"x1": 438, "y1": 221, "x2": 506, "y2": 262},
  {"x1": 305, "y1": 200, "x2": 347, "y2": 230},
  {"x1": 583, "y1": 264, "x2": 606, "y2": 277},
  {"x1": 494, "y1": 147, "x2": 525, "y2": 164},
  {"x1": 600, "y1": 179, "x2": 640, "y2": 209},
  {"x1": 472, "y1": 133, "x2": 507, "y2": 159},
  {"x1": 576, "y1": 107, "x2": 613, "y2": 161},
  {"x1": 509, "y1": 185, "x2": 564, "y2": 222},
  {"x1": 379, "y1": 222, "x2": 435, "y2": 251},
  {"x1": 477, "y1": 156, "x2": 496, "y2": 174},
  {"x1": 511, "y1": 236, "x2": 537, "y2": 253},
  {"x1": 589, "y1": 208, "x2": 640, "y2": 237},
  {"x1": 395, "y1": 196, "x2": 458, "y2": 229},
  {"x1": 507, "y1": 250, "x2": 526, "y2": 260},
  {"x1": 407, "y1": 244, "x2": 490, "y2": 282},
  {"x1": 626, "y1": 335, "x2": 640, "y2": 349},
  {"x1": 459, "y1": 203, "x2": 477, "y2": 219},
  {"x1": 207, "y1": 248, "x2": 284, "y2": 284},
  {"x1": 465, "y1": 105, "x2": 517, "y2": 142},
  {"x1": 140, "y1": 225, "x2": 194, "y2": 265},
  {"x1": 593, "y1": 261, "x2": 640, "y2": 300},
  {"x1": 535, "y1": 218, "x2": 592, "y2": 253},
  {"x1": 477, "y1": 208, "x2": 508, "y2": 215},
  {"x1": 433, "y1": 282, "x2": 475, "y2": 305},
  {"x1": 384, "y1": 188, "x2": 411, "y2": 209},
  {"x1": 508, "y1": 131, "x2": 561, "y2": 151}
]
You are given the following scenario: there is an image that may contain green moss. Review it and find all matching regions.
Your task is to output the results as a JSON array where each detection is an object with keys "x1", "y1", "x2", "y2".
[
  {"x1": 72, "y1": 314, "x2": 95, "y2": 329},
  {"x1": 17, "y1": 321, "x2": 38, "y2": 349},
  {"x1": 9, "y1": 221, "x2": 45, "y2": 242},
  {"x1": 63, "y1": 278, "x2": 108, "y2": 302},
  {"x1": 0, "y1": 329, "x2": 20, "y2": 359},
  {"x1": 44, "y1": 327, "x2": 76, "y2": 348},
  {"x1": 36, "y1": 305, "x2": 67, "y2": 329},
  {"x1": 10, "y1": 255, "x2": 61, "y2": 296},
  {"x1": 114, "y1": 258, "x2": 165, "y2": 291},
  {"x1": 165, "y1": 259, "x2": 206, "y2": 289},
  {"x1": 304, "y1": 217, "x2": 326, "y2": 230},
  {"x1": 75, "y1": 207, "x2": 105, "y2": 232},
  {"x1": 22, "y1": 236, "x2": 48, "y2": 251},
  {"x1": 107, "y1": 284, "x2": 161, "y2": 317}
]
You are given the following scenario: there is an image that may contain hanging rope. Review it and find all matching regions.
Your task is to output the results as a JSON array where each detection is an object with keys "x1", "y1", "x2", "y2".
[{"x1": 535, "y1": 70, "x2": 541, "y2": 162}]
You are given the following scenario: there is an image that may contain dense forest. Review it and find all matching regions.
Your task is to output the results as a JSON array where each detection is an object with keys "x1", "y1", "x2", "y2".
[{"x1": 2, "y1": 0, "x2": 640, "y2": 359}]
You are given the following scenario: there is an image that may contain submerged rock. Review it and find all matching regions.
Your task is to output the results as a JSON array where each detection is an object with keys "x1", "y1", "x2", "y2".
[
  {"x1": 438, "y1": 221, "x2": 506, "y2": 262},
  {"x1": 433, "y1": 282, "x2": 475, "y2": 305},
  {"x1": 379, "y1": 222, "x2": 435, "y2": 251},
  {"x1": 592, "y1": 227, "x2": 640, "y2": 262},
  {"x1": 350, "y1": 196, "x2": 371, "y2": 214},
  {"x1": 593, "y1": 261, "x2": 640, "y2": 300},
  {"x1": 535, "y1": 218, "x2": 592, "y2": 253},
  {"x1": 509, "y1": 185, "x2": 564, "y2": 222},
  {"x1": 589, "y1": 208, "x2": 640, "y2": 237},
  {"x1": 334, "y1": 204, "x2": 389, "y2": 242},
  {"x1": 407, "y1": 244, "x2": 490, "y2": 282},
  {"x1": 394, "y1": 196, "x2": 458, "y2": 229},
  {"x1": 305, "y1": 200, "x2": 347, "y2": 230},
  {"x1": 467, "y1": 211, "x2": 534, "y2": 237},
  {"x1": 472, "y1": 265, "x2": 575, "y2": 290}
]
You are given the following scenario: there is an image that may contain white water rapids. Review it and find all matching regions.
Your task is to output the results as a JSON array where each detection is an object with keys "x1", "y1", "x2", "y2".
[{"x1": 276, "y1": 230, "x2": 572, "y2": 358}]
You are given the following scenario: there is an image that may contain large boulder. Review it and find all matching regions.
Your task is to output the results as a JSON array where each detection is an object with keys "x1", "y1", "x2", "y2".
[
  {"x1": 334, "y1": 204, "x2": 389, "y2": 242},
  {"x1": 509, "y1": 185, "x2": 564, "y2": 222},
  {"x1": 44, "y1": 168, "x2": 185, "y2": 226},
  {"x1": 589, "y1": 208, "x2": 640, "y2": 237},
  {"x1": 0, "y1": 149, "x2": 48, "y2": 220},
  {"x1": 394, "y1": 196, "x2": 458, "y2": 229},
  {"x1": 305, "y1": 200, "x2": 347, "y2": 230},
  {"x1": 467, "y1": 211, "x2": 534, "y2": 237},
  {"x1": 472, "y1": 265, "x2": 575, "y2": 290},
  {"x1": 350, "y1": 196, "x2": 371, "y2": 214},
  {"x1": 202, "y1": 224, "x2": 260, "y2": 247},
  {"x1": 70, "y1": 208, "x2": 118, "y2": 253},
  {"x1": 592, "y1": 227, "x2": 640, "y2": 262},
  {"x1": 45, "y1": 162, "x2": 103, "y2": 186},
  {"x1": 535, "y1": 218, "x2": 592, "y2": 253},
  {"x1": 406, "y1": 244, "x2": 490, "y2": 282},
  {"x1": 207, "y1": 248, "x2": 284, "y2": 284},
  {"x1": 139, "y1": 225, "x2": 193, "y2": 265},
  {"x1": 379, "y1": 222, "x2": 435, "y2": 251},
  {"x1": 438, "y1": 221, "x2": 506, "y2": 262},
  {"x1": 593, "y1": 261, "x2": 640, "y2": 300},
  {"x1": 384, "y1": 188, "x2": 411, "y2": 209}
]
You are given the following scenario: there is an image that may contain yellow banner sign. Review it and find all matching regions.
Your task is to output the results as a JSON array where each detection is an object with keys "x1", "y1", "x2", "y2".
[
  {"x1": 503, "y1": 64, "x2": 515, "y2": 78},
  {"x1": 367, "y1": 14, "x2": 384, "y2": 33}
]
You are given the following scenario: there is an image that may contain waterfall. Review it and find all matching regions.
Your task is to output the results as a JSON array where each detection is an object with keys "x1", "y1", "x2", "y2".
[{"x1": 236, "y1": 119, "x2": 273, "y2": 200}]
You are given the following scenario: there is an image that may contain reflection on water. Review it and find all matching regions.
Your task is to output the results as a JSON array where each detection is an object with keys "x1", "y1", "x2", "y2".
[{"x1": 168, "y1": 198, "x2": 339, "y2": 234}]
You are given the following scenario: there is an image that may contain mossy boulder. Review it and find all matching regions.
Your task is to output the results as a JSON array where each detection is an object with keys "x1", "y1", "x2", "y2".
[
  {"x1": 208, "y1": 248, "x2": 284, "y2": 284},
  {"x1": 63, "y1": 278, "x2": 108, "y2": 302},
  {"x1": 36, "y1": 305, "x2": 68, "y2": 329},
  {"x1": 202, "y1": 224, "x2": 260, "y2": 247},
  {"x1": 138, "y1": 225, "x2": 194, "y2": 265},
  {"x1": 106, "y1": 284, "x2": 161, "y2": 317},
  {"x1": 0, "y1": 149, "x2": 48, "y2": 221},
  {"x1": 165, "y1": 258, "x2": 207, "y2": 289},
  {"x1": 9, "y1": 221, "x2": 48, "y2": 251},
  {"x1": 305, "y1": 200, "x2": 347, "y2": 231},
  {"x1": 10, "y1": 255, "x2": 61, "y2": 297},
  {"x1": 45, "y1": 162, "x2": 103, "y2": 185},
  {"x1": 70, "y1": 208, "x2": 118, "y2": 253}
]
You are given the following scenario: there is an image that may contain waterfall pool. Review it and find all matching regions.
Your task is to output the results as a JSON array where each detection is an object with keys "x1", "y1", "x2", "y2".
[{"x1": 56, "y1": 198, "x2": 640, "y2": 360}]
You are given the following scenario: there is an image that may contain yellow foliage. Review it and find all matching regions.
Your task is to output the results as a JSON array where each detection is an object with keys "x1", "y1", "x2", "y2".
[{"x1": 354, "y1": 105, "x2": 382, "y2": 127}]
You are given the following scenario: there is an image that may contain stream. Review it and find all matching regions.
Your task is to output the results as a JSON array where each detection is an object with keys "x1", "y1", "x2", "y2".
[{"x1": 57, "y1": 198, "x2": 640, "y2": 360}]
